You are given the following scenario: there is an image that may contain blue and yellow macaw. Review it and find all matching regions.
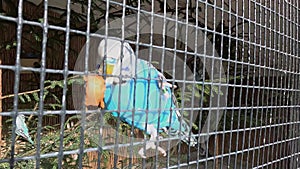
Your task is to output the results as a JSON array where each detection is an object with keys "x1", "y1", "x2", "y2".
[
  {"x1": 92, "y1": 39, "x2": 197, "y2": 158},
  {"x1": 15, "y1": 114, "x2": 34, "y2": 144}
]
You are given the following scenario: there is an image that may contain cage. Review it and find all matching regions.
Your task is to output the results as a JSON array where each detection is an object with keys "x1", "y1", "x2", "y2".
[{"x1": 0, "y1": 0, "x2": 299, "y2": 168}]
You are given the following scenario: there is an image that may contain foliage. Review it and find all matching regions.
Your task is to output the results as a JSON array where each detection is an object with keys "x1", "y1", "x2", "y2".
[
  {"x1": 1, "y1": 114, "x2": 109, "y2": 168},
  {"x1": 0, "y1": 76, "x2": 112, "y2": 168},
  {"x1": 0, "y1": 0, "x2": 266, "y2": 168}
]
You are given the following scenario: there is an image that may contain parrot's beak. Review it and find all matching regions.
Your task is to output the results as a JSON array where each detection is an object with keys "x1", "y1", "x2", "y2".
[
  {"x1": 106, "y1": 64, "x2": 114, "y2": 75},
  {"x1": 106, "y1": 57, "x2": 117, "y2": 75}
]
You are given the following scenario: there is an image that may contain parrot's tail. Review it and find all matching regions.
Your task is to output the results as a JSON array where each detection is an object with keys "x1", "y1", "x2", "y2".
[
  {"x1": 163, "y1": 119, "x2": 198, "y2": 147},
  {"x1": 167, "y1": 94, "x2": 198, "y2": 147},
  {"x1": 179, "y1": 120, "x2": 198, "y2": 147}
]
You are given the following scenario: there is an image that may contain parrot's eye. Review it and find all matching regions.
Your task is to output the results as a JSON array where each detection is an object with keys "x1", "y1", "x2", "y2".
[{"x1": 96, "y1": 64, "x2": 101, "y2": 70}]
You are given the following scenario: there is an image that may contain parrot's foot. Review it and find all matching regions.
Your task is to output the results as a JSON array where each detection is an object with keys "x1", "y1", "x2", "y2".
[
  {"x1": 157, "y1": 72, "x2": 177, "y2": 89},
  {"x1": 138, "y1": 125, "x2": 166, "y2": 158},
  {"x1": 138, "y1": 141, "x2": 166, "y2": 158},
  {"x1": 157, "y1": 72, "x2": 177, "y2": 99}
]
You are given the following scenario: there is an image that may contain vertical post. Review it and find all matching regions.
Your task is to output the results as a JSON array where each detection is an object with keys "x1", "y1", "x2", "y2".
[
  {"x1": 0, "y1": 59, "x2": 2, "y2": 158},
  {"x1": 215, "y1": 134, "x2": 219, "y2": 169}
]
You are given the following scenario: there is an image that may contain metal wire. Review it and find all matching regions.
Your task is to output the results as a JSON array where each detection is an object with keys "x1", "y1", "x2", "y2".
[
  {"x1": 57, "y1": 0, "x2": 71, "y2": 167},
  {"x1": 0, "y1": 0, "x2": 299, "y2": 168},
  {"x1": 9, "y1": 0, "x2": 23, "y2": 168}
]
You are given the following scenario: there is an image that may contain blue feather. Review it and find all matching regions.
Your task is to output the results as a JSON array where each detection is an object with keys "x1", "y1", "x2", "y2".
[{"x1": 104, "y1": 59, "x2": 197, "y2": 146}]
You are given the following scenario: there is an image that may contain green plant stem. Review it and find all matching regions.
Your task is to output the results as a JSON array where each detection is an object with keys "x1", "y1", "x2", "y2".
[{"x1": 0, "y1": 75, "x2": 80, "y2": 100}]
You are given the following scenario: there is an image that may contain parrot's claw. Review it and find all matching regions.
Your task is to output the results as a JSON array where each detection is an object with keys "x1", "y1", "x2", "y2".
[
  {"x1": 157, "y1": 72, "x2": 177, "y2": 89},
  {"x1": 138, "y1": 141, "x2": 166, "y2": 158},
  {"x1": 138, "y1": 125, "x2": 166, "y2": 158}
]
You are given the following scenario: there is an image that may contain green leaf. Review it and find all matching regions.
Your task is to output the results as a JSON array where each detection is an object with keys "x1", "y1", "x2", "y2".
[
  {"x1": 49, "y1": 81, "x2": 59, "y2": 89},
  {"x1": 151, "y1": 61, "x2": 160, "y2": 65},
  {"x1": 194, "y1": 91, "x2": 200, "y2": 98},
  {"x1": 211, "y1": 85, "x2": 218, "y2": 93},
  {"x1": 67, "y1": 79, "x2": 75, "y2": 85},
  {"x1": 186, "y1": 85, "x2": 194, "y2": 91},
  {"x1": 43, "y1": 125, "x2": 55, "y2": 130},
  {"x1": 195, "y1": 84, "x2": 204, "y2": 91},
  {"x1": 211, "y1": 85, "x2": 224, "y2": 96},
  {"x1": 204, "y1": 85, "x2": 211, "y2": 96},
  {"x1": 183, "y1": 111, "x2": 189, "y2": 117},
  {"x1": 48, "y1": 104, "x2": 62, "y2": 110},
  {"x1": 51, "y1": 93, "x2": 61, "y2": 104},
  {"x1": 34, "y1": 34, "x2": 41, "y2": 42},
  {"x1": 5, "y1": 44, "x2": 11, "y2": 50},
  {"x1": 33, "y1": 92, "x2": 39, "y2": 101},
  {"x1": 58, "y1": 83, "x2": 64, "y2": 88},
  {"x1": 67, "y1": 78, "x2": 83, "y2": 85},
  {"x1": 24, "y1": 94, "x2": 31, "y2": 102},
  {"x1": 43, "y1": 90, "x2": 49, "y2": 100},
  {"x1": 44, "y1": 80, "x2": 52, "y2": 84},
  {"x1": 19, "y1": 95, "x2": 25, "y2": 103},
  {"x1": 192, "y1": 123, "x2": 199, "y2": 130}
]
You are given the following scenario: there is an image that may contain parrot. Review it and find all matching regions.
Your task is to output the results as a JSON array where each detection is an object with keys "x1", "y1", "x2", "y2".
[
  {"x1": 15, "y1": 114, "x2": 34, "y2": 144},
  {"x1": 95, "y1": 39, "x2": 197, "y2": 158}
]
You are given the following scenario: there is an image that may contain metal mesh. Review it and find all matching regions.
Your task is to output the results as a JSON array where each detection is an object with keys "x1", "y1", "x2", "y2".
[{"x1": 0, "y1": 0, "x2": 299, "y2": 168}]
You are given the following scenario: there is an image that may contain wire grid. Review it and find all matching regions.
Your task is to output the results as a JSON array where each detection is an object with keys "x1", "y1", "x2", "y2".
[{"x1": 0, "y1": 0, "x2": 299, "y2": 168}]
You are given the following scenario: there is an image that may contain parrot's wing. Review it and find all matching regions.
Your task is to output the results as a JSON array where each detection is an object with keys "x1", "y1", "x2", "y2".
[
  {"x1": 156, "y1": 71, "x2": 197, "y2": 147},
  {"x1": 104, "y1": 59, "x2": 198, "y2": 158},
  {"x1": 16, "y1": 115, "x2": 34, "y2": 144}
]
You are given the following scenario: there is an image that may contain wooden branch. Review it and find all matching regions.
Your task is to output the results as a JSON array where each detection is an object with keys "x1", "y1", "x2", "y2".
[{"x1": 0, "y1": 88, "x2": 46, "y2": 100}]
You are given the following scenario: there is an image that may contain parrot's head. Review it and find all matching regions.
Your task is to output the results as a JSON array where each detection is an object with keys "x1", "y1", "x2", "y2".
[{"x1": 98, "y1": 39, "x2": 136, "y2": 83}]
